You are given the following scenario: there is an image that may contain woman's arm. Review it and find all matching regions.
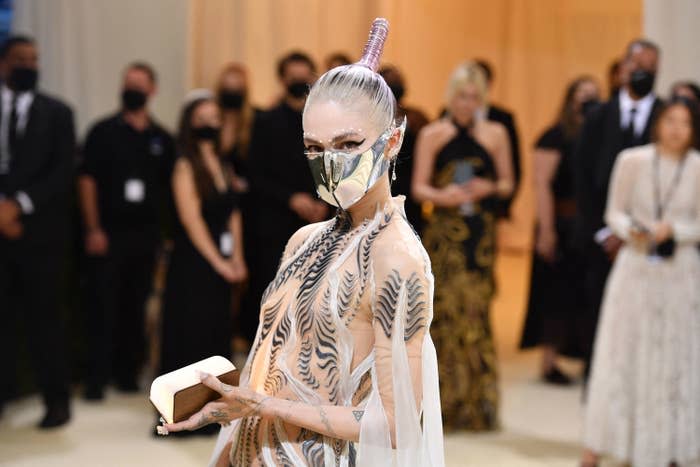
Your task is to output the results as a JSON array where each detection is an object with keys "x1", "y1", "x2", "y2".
[
  {"x1": 604, "y1": 151, "x2": 636, "y2": 241},
  {"x1": 163, "y1": 374, "x2": 366, "y2": 442},
  {"x1": 412, "y1": 122, "x2": 470, "y2": 208},
  {"x1": 228, "y1": 209, "x2": 248, "y2": 281},
  {"x1": 533, "y1": 148, "x2": 560, "y2": 261},
  {"x1": 172, "y1": 158, "x2": 234, "y2": 281},
  {"x1": 488, "y1": 123, "x2": 515, "y2": 198}
]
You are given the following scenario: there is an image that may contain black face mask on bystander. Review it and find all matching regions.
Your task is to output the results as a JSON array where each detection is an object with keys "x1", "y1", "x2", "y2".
[
  {"x1": 8, "y1": 66, "x2": 38, "y2": 92},
  {"x1": 121, "y1": 89, "x2": 148, "y2": 111},
  {"x1": 192, "y1": 125, "x2": 220, "y2": 143},
  {"x1": 629, "y1": 69, "x2": 656, "y2": 97}
]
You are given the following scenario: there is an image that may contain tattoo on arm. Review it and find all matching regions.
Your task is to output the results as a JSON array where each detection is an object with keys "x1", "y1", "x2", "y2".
[
  {"x1": 352, "y1": 410, "x2": 364, "y2": 422},
  {"x1": 318, "y1": 406, "x2": 340, "y2": 438}
]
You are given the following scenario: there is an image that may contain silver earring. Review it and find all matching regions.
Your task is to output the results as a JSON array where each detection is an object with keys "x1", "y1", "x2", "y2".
[{"x1": 391, "y1": 159, "x2": 397, "y2": 182}]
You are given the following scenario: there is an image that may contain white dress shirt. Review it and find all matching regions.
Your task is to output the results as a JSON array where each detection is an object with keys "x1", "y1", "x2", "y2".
[
  {"x1": 0, "y1": 85, "x2": 35, "y2": 213},
  {"x1": 619, "y1": 87, "x2": 655, "y2": 136}
]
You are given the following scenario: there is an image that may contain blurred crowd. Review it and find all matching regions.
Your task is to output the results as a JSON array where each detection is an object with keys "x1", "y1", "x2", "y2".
[{"x1": 1, "y1": 33, "x2": 699, "y2": 466}]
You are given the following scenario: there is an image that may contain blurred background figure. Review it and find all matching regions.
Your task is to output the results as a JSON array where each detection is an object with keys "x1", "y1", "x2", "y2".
[
  {"x1": 582, "y1": 98, "x2": 700, "y2": 467},
  {"x1": 413, "y1": 61, "x2": 513, "y2": 431},
  {"x1": 215, "y1": 62, "x2": 258, "y2": 191},
  {"x1": 379, "y1": 64, "x2": 429, "y2": 232},
  {"x1": 245, "y1": 51, "x2": 328, "y2": 346},
  {"x1": 607, "y1": 59, "x2": 623, "y2": 98},
  {"x1": 670, "y1": 80, "x2": 700, "y2": 103},
  {"x1": 574, "y1": 39, "x2": 663, "y2": 379},
  {"x1": 473, "y1": 59, "x2": 521, "y2": 218},
  {"x1": 520, "y1": 76, "x2": 601, "y2": 385},
  {"x1": 158, "y1": 93, "x2": 246, "y2": 435},
  {"x1": 78, "y1": 62, "x2": 175, "y2": 400},
  {"x1": 214, "y1": 63, "x2": 259, "y2": 359},
  {"x1": 0, "y1": 35, "x2": 76, "y2": 428},
  {"x1": 324, "y1": 51, "x2": 352, "y2": 71}
]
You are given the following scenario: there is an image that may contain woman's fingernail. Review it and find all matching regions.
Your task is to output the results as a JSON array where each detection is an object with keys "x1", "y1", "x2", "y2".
[{"x1": 156, "y1": 425, "x2": 169, "y2": 436}]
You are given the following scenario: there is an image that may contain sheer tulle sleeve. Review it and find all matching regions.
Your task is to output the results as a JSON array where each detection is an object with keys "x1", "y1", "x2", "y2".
[
  {"x1": 604, "y1": 150, "x2": 638, "y2": 241},
  {"x1": 357, "y1": 238, "x2": 445, "y2": 467}
]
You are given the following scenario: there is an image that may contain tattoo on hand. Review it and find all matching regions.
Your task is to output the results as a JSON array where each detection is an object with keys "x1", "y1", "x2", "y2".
[
  {"x1": 220, "y1": 382, "x2": 234, "y2": 393},
  {"x1": 352, "y1": 410, "x2": 364, "y2": 422}
]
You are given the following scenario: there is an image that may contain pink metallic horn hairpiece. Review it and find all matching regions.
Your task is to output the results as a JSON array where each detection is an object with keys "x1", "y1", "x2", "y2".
[{"x1": 357, "y1": 18, "x2": 389, "y2": 72}]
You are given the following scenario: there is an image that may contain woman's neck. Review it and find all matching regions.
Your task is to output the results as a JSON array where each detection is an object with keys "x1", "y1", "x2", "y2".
[
  {"x1": 345, "y1": 174, "x2": 392, "y2": 227},
  {"x1": 657, "y1": 143, "x2": 687, "y2": 160}
]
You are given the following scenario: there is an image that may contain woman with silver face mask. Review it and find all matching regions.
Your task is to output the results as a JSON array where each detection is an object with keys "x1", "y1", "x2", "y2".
[{"x1": 159, "y1": 19, "x2": 444, "y2": 467}]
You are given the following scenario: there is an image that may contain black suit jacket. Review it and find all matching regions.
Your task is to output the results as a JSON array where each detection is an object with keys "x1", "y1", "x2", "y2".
[
  {"x1": 248, "y1": 102, "x2": 317, "y2": 250},
  {"x1": 573, "y1": 93, "x2": 663, "y2": 249},
  {"x1": 0, "y1": 92, "x2": 76, "y2": 246}
]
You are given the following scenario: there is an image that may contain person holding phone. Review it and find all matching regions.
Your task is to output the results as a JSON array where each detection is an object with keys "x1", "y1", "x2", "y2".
[
  {"x1": 412, "y1": 61, "x2": 513, "y2": 431},
  {"x1": 581, "y1": 98, "x2": 700, "y2": 467}
]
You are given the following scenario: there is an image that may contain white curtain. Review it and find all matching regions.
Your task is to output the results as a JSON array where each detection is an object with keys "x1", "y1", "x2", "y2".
[
  {"x1": 13, "y1": 0, "x2": 189, "y2": 137},
  {"x1": 643, "y1": 0, "x2": 700, "y2": 97}
]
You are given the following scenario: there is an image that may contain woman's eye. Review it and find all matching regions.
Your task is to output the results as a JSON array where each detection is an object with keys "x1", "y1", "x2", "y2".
[
  {"x1": 305, "y1": 145, "x2": 323, "y2": 153},
  {"x1": 338, "y1": 139, "x2": 365, "y2": 151}
]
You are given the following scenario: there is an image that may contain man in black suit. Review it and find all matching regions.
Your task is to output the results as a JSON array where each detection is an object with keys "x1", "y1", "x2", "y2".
[
  {"x1": 0, "y1": 36, "x2": 76, "y2": 428},
  {"x1": 574, "y1": 39, "x2": 663, "y2": 375},
  {"x1": 242, "y1": 52, "x2": 328, "y2": 342},
  {"x1": 474, "y1": 59, "x2": 522, "y2": 217}
]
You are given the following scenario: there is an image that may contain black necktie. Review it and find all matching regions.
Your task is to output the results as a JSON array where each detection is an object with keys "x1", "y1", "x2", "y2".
[
  {"x1": 623, "y1": 106, "x2": 637, "y2": 148},
  {"x1": 9, "y1": 94, "x2": 18, "y2": 156}
]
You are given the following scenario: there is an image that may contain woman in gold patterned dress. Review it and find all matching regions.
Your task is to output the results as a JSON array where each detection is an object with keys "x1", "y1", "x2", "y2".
[{"x1": 412, "y1": 62, "x2": 514, "y2": 431}]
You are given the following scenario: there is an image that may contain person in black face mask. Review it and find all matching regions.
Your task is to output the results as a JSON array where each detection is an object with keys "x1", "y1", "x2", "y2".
[
  {"x1": 214, "y1": 63, "x2": 261, "y2": 361},
  {"x1": 78, "y1": 62, "x2": 175, "y2": 401},
  {"x1": 157, "y1": 92, "x2": 246, "y2": 436},
  {"x1": 378, "y1": 65, "x2": 428, "y2": 233},
  {"x1": 0, "y1": 35, "x2": 76, "y2": 429},
  {"x1": 243, "y1": 51, "x2": 328, "y2": 347},
  {"x1": 573, "y1": 39, "x2": 664, "y2": 387}
]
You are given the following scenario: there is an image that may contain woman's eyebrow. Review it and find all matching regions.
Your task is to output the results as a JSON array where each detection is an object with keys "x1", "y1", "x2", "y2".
[{"x1": 331, "y1": 131, "x2": 364, "y2": 143}]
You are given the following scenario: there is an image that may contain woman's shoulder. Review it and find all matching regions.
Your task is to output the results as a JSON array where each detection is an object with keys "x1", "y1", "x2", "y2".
[
  {"x1": 283, "y1": 219, "x2": 335, "y2": 258},
  {"x1": 420, "y1": 118, "x2": 456, "y2": 140},
  {"x1": 479, "y1": 118, "x2": 508, "y2": 138},
  {"x1": 617, "y1": 144, "x2": 655, "y2": 164},
  {"x1": 372, "y1": 209, "x2": 430, "y2": 275}
]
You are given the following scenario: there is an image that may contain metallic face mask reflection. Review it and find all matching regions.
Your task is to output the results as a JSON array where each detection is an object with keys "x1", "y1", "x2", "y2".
[{"x1": 305, "y1": 120, "x2": 405, "y2": 210}]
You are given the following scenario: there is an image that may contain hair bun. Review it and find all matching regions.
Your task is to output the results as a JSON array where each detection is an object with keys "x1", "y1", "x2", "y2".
[{"x1": 357, "y1": 18, "x2": 389, "y2": 72}]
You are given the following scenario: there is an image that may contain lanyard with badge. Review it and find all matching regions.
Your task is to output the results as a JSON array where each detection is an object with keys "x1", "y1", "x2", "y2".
[{"x1": 648, "y1": 150, "x2": 686, "y2": 262}]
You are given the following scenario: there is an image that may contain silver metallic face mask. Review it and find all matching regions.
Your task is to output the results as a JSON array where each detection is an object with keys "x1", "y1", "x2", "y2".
[{"x1": 305, "y1": 119, "x2": 406, "y2": 210}]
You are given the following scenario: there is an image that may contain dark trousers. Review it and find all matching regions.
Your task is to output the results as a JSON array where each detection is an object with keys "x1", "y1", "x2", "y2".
[
  {"x1": 0, "y1": 238, "x2": 70, "y2": 407},
  {"x1": 84, "y1": 234, "x2": 156, "y2": 389},
  {"x1": 582, "y1": 243, "x2": 613, "y2": 377}
]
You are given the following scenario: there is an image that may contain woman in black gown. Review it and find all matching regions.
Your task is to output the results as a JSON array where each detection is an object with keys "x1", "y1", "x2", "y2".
[
  {"x1": 413, "y1": 62, "x2": 514, "y2": 431},
  {"x1": 520, "y1": 76, "x2": 600, "y2": 384},
  {"x1": 159, "y1": 92, "x2": 247, "y2": 406}
]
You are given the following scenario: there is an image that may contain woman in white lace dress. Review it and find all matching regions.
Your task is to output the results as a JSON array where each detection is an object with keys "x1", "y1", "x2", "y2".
[{"x1": 582, "y1": 98, "x2": 700, "y2": 467}]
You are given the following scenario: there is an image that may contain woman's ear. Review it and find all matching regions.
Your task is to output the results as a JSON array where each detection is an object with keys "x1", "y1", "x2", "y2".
[{"x1": 384, "y1": 118, "x2": 407, "y2": 160}]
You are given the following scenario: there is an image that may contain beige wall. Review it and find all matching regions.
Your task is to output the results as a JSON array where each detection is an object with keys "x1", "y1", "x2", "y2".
[
  {"x1": 13, "y1": 0, "x2": 189, "y2": 136},
  {"x1": 189, "y1": 0, "x2": 642, "y2": 249},
  {"x1": 644, "y1": 0, "x2": 700, "y2": 97}
]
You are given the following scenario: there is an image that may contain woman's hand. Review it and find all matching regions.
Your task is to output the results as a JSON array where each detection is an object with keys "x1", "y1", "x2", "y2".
[
  {"x1": 465, "y1": 177, "x2": 496, "y2": 201},
  {"x1": 535, "y1": 228, "x2": 557, "y2": 262},
  {"x1": 161, "y1": 372, "x2": 268, "y2": 434},
  {"x1": 230, "y1": 257, "x2": 248, "y2": 283},
  {"x1": 213, "y1": 257, "x2": 237, "y2": 283},
  {"x1": 437, "y1": 183, "x2": 472, "y2": 208},
  {"x1": 653, "y1": 221, "x2": 673, "y2": 244},
  {"x1": 85, "y1": 228, "x2": 109, "y2": 256}
]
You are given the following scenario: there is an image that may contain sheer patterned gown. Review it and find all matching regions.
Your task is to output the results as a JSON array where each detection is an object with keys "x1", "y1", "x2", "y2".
[{"x1": 212, "y1": 197, "x2": 444, "y2": 467}]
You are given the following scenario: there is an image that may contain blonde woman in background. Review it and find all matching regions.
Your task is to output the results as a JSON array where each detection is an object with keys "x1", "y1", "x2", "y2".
[{"x1": 412, "y1": 62, "x2": 513, "y2": 431}]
